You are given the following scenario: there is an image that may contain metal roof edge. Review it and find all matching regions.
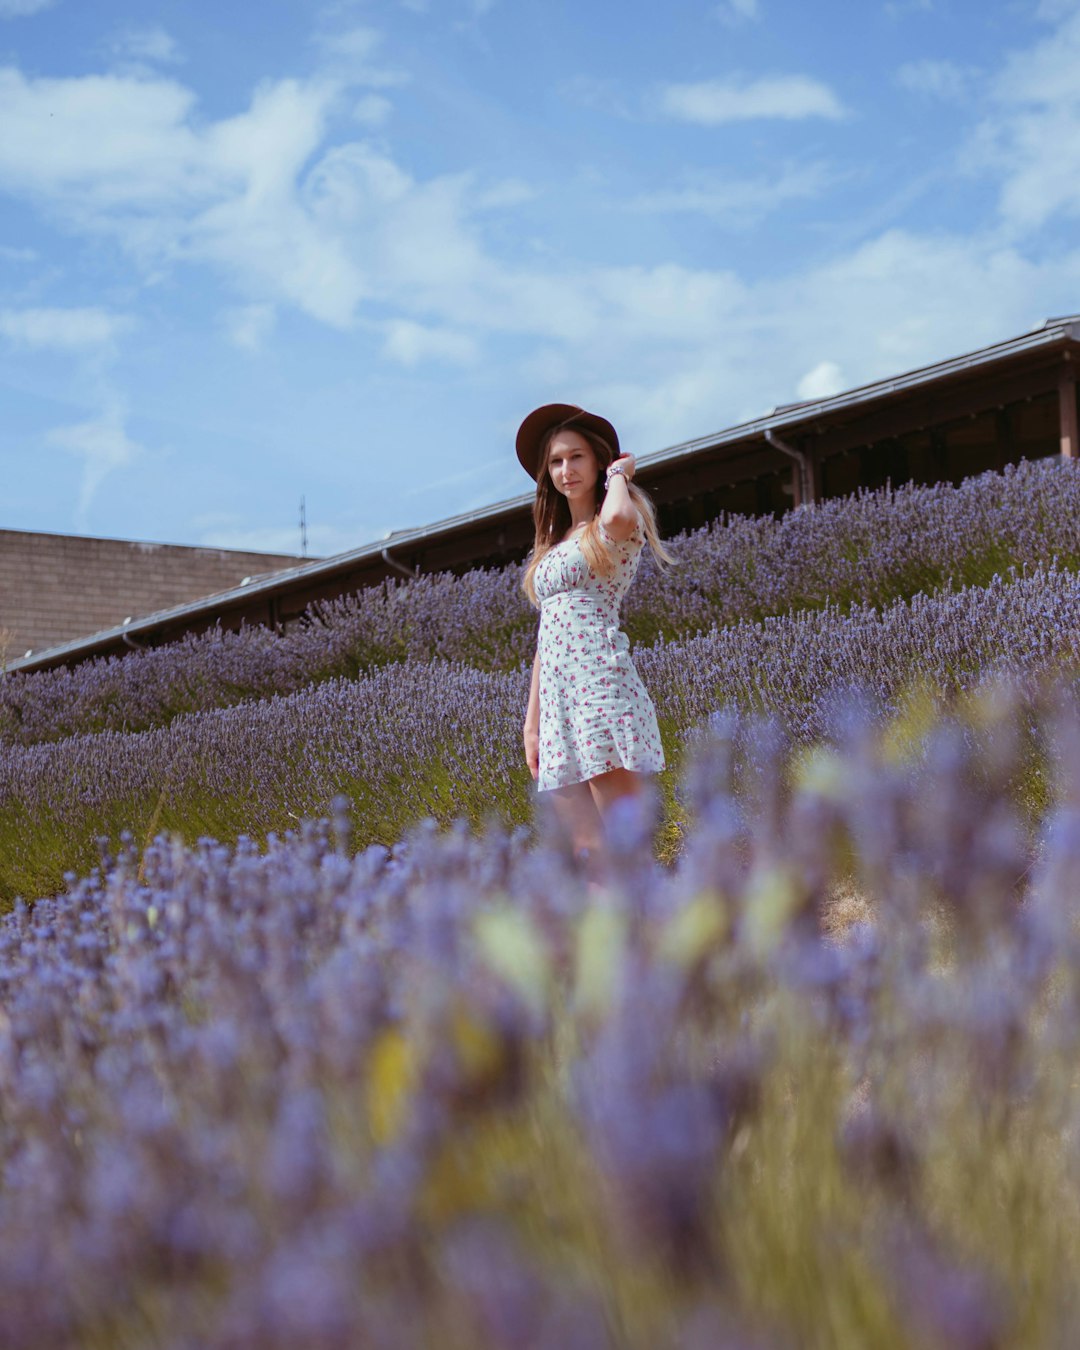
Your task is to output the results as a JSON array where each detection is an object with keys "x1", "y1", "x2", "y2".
[
  {"x1": 4, "y1": 488, "x2": 539, "y2": 674},
  {"x1": 636, "y1": 315, "x2": 1080, "y2": 467},
  {"x1": 8, "y1": 316, "x2": 1080, "y2": 677}
]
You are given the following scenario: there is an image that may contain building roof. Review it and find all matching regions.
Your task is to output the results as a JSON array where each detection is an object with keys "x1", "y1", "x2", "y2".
[{"x1": 6, "y1": 313, "x2": 1080, "y2": 676}]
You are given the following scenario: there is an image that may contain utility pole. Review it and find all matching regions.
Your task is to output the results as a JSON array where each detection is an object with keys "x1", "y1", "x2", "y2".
[{"x1": 300, "y1": 495, "x2": 308, "y2": 558}]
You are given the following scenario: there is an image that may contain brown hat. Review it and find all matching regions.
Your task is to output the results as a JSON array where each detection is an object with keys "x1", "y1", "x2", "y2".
[{"x1": 515, "y1": 403, "x2": 620, "y2": 481}]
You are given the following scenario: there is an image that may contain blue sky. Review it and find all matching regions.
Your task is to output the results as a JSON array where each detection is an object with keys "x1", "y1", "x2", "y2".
[{"x1": 1, "y1": 0, "x2": 1079, "y2": 557}]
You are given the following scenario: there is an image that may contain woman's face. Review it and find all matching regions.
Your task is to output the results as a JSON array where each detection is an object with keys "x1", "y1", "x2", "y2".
[{"x1": 545, "y1": 429, "x2": 599, "y2": 502}]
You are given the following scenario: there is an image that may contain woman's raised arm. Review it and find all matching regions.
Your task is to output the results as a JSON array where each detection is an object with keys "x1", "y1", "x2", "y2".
[{"x1": 598, "y1": 455, "x2": 640, "y2": 542}]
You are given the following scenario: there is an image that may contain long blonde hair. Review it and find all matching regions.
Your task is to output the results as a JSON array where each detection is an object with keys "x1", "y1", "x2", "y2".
[{"x1": 521, "y1": 419, "x2": 677, "y2": 607}]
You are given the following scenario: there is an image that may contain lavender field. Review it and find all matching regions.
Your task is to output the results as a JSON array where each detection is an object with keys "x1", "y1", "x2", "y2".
[
  {"x1": 4, "y1": 456, "x2": 1080, "y2": 749},
  {"x1": 3, "y1": 460, "x2": 1080, "y2": 1346},
  {"x1": 4, "y1": 556, "x2": 1080, "y2": 902}
]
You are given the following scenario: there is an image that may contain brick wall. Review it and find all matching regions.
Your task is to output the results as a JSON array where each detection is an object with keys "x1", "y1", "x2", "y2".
[{"x1": 0, "y1": 529, "x2": 311, "y2": 658}]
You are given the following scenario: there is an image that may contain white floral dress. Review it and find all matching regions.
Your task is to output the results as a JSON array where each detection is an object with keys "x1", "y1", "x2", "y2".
[{"x1": 533, "y1": 515, "x2": 666, "y2": 792}]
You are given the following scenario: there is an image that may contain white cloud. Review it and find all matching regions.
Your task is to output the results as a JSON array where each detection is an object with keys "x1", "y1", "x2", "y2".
[
  {"x1": 316, "y1": 26, "x2": 382, "y2": 61},
  {"x1": 796, "y1": 360, "x2": 845, "y2": 401},
  {"x1": 512, "y1": 226, "x2": 1080, "y2": 461},
  {"x1": 715, "y1": 0, "x2": 761, "y2": 24},
  {"x1": 223, "y1": 303, "x2": 276, "y2": 351},
  {"x1": 382, "y1": 319, "x2": 478, "y2": 366},
  {"x1": 1036, "y1": 0, "x2": 1080, "y2": 17},
  {"x1": 313, "y1": 26, "x2": 407, "y2": 87},
  {"x1": 631, "y1": 162, "x2": 833, "y2": 226},
  {"x1": 189, "y1": 83, "x2": 371, "y2": 327},
  {"x1": 0, "y1": 305, "x2": 128, "y2": 349},
  {"x1": 111, "y1": 26, "x2": 182, "y2": 65},
  {"x1": 0, "y1": 67, "x2": 208, "y2": 208},
  {"x1": 451, "y1": 0, "x2": 499, "y2": 29},
  {"x1": 0, "y1": 67, "x2": 371, "y2": 325},
  {"x1": 47, "y1": 399, "x2": 145, "y2": 530},
  {"x1": 655, "y1": 75, "x2": 846, "y2": 125},
  {"x1": 995, "y1": 8, "x2": 1080, "y2": 105},
  {"x1": 965, "y1": 8, "x2": 1080, "y2": 234},
  {"x1": 301, "y1": 143, "x2": 493, "y2": 319},
  {"x1": 353, "y1": 92, "x2": 392, "y2": 125},
  {"x1": 2, "y1": 31, "x2": 1076, "y2": 476},
  {"x1": 0, "y1": 0, "x2": 55, "y2": 16},
  {"x1": 896, "y1": 58, "x2": 974, "y2": 100},
  {"x1": 473, "y1": 178, "x2": 536, "y2": 209}
]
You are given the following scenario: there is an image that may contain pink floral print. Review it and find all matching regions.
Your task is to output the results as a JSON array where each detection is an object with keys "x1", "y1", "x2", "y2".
[{"x1": 533, "y1": 515, "x2": 666, "y2": 792}]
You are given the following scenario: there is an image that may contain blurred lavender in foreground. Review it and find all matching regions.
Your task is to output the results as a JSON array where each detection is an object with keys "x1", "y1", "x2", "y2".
[{"x1": 0, "y1": 690, "x2": 1079, "y2": 1345}]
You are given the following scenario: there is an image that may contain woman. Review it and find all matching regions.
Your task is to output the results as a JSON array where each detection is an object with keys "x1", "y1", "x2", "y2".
[{"x1": 517, "y1": 403, "x2": 675, "y2": 870}]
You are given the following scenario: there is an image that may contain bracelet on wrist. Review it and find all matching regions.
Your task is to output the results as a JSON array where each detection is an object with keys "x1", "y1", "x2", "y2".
[{"x1": 605, "y1": 462, "x2": 628, "y2": 486}]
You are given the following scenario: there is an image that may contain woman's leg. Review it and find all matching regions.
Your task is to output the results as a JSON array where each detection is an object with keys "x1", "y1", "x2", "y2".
[
  {"x1": 546, "y1": 772, "x2": 644, "y2": 883},
  {"x1": 587, "y1": 766, "x2": 644, "y2": 818},
  {"x1": 548, "y1": 780, "x2": 605, "y2": 860}
]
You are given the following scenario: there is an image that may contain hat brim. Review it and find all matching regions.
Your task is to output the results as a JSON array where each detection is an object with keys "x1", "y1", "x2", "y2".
[{"x1": 515, "y1": 403, "x2": 620, "y2": 481}]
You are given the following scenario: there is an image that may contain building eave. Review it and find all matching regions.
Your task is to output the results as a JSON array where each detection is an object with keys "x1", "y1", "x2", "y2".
[{"x1": 7, "y1": 315, "x2": 1079, "y2": 677}]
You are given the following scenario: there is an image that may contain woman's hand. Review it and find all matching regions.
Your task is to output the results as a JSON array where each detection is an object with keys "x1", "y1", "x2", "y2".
[
  {"x1": 523, "y1": 724, "x2": 539, "y2": 780},
  {"x1": 608, "y1": 454, "x2": 636, "y2": 483}
]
